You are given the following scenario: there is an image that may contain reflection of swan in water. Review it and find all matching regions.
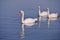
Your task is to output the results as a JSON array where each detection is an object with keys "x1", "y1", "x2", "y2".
[
  {"x1": 47, "y1": 8, "x2": 58, "y2": 20},
  {"x1": 20, "y1": 22, "x2": 38, "y2": 39},
  {"x1": 47, "y1": 18, "x2": 58, "y2": 28},
  {"x1": 19, "y1": 10, "x2": 38, "y2": 26},
  {"x1": 20, "y1": 23, "x2": 24, "y2": 39},
  {"x1": 48, "y1": 18, "x2": 50, "y2": 28}
]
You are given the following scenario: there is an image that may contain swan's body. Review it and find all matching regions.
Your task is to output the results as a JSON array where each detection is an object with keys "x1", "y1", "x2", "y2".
[
  {"x1": 24, "y1": 18, "x2": 37, "y2": 24},
  {"x1": 48, "y1": 13, "x2": 58, "y2": 20},
  {"x1": 40, "y1": 11, "x2": 48, "y2": 17},
  {"x1": 49, "y1": 13, "x2": 58, "y2": 18},
  {"x1": 24, "y1": 18, "x2": 37, "y2": 26},
  {"x1": 19, "y1": 10, "x2": 37, "y2": 26}
]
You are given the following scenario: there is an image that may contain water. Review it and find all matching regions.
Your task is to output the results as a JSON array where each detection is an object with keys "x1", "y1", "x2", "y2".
[{"x1": 0, "y1": 0, "x2": 60, "y2": 40}]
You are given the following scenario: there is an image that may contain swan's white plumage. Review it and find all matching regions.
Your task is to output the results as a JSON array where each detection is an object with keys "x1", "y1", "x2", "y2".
[
  {"x1": 49, "y1": 13, "x2": 58, "y2": 18},
  {"x1": 24, "y1": 18, "x2": 37, "y2": 24},
  {"x1": 40, "y1": 11, "x2": 48, "y2": 17},
  {"x1": 19, "y1": 10, "x2": 37, "y2": 26},
  {"x1": 47, "y1": 8, "x2": 58, "y2": 18}
]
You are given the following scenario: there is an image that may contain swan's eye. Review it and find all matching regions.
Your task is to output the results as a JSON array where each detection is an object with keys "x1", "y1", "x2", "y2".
[
  {"x1": 19, "y1": 11, "x2": 21, "y2": 13},
  {"x1": 19, "y1": 11, "x2": 22, "y2": 15}
]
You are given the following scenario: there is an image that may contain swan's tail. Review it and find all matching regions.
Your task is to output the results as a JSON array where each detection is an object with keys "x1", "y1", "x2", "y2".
[{"x1": 34, "y1": 18, "x2": 38, "y2": 21}]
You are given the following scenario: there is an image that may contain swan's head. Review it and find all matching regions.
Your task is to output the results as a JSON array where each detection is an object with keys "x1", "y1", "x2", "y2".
[
  {"x1": 19, "y1": 10, "x2": 24, "y2": 15},
  {"x1": 46, "y1": 8, "x2": 49, "y2": 11},
  {"x1": 38, "y1": 6, "x2": 40, "y2": 9}
]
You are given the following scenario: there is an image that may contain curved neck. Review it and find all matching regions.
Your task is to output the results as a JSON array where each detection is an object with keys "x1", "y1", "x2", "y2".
[
  {"x1": 47, "y1": 8, "x2": 50, "y2": 15},
  {"x1": 22, "y1": 13, "x2": 24, "y2": 23},
  {"x1": 38, "y1": 6, "x2": 41, "y2": 15}
]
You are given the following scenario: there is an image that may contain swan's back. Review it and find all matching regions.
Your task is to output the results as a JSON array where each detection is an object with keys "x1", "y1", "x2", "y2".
[
  {"x1": 49, "y1": 13, "x2": 58, "y2": 18},
  {"x1": 24, "y1": 18, "x2": 37, "y2": 24},
  {"x1": 40, "y1": 11, "x2": 48, "y2": 16}
]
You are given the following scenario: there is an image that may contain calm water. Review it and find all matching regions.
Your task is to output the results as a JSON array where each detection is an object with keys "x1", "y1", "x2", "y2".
[{"x1": 0, "y1": 0, "x2": 60, "y2": 40}]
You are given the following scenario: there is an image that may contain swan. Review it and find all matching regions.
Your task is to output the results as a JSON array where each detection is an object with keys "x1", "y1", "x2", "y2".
[
  {"x1": 19, "y1": 10, "x2": 38, "y2": 26},
  {"x1": 38, "y1": 6, "x2": 48, "y2": 17},
  {"x1": 38, "y1": 6, "x2": 48, "y2": 22},
  {"x1": 47, "y1": 8, "x2": 58, "y2": 19}
]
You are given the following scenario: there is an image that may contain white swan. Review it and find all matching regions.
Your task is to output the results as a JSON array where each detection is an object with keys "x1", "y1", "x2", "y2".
[
  {"x1": 19, "y1": 10, "x2": 38, "y2": 26},
  {"x1": 38, "y1": 6, "x2": 48, "y2": 17},
  {"x1": 47, "y1": 8, "x2": 58, "y2": 19}
]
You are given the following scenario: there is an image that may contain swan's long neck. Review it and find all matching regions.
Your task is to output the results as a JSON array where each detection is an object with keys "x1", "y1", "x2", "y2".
[
  {"x1": 38, "y1": 6, "x2": 41, "y2": 20},
  {"x1": 22, "y1": 13, "x2": 24, "y2": 24},
  {"x1": 47, "y1": 8, "x2": 50, "y2": 16},
  {"x1": 38, "y1": 6, "x2": 41, "y2": 16}
]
